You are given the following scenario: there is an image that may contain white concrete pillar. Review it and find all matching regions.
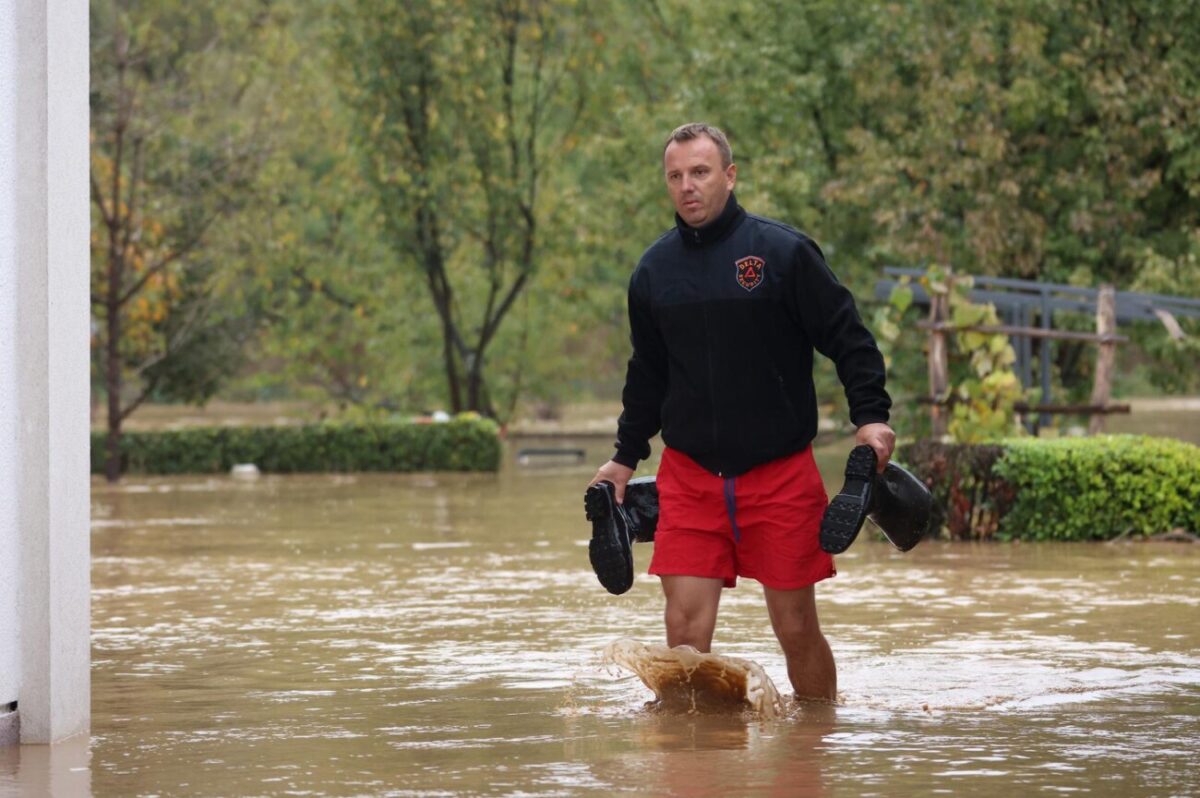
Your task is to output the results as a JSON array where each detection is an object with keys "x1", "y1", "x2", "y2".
[
  {"x1": 0, "y1": 0, "x2": 91, "y2": 744},
  {"x1": 0, "y1": 0, "x2": 21, "y2": 727}
]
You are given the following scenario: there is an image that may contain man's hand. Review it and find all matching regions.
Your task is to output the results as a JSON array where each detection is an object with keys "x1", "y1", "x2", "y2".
[
  {"x1": 589, "y1": 460, "x2": 635, "y2": 504},
  {"x1": 855, "y1": 422, "x2": 896, "y2": 473}
]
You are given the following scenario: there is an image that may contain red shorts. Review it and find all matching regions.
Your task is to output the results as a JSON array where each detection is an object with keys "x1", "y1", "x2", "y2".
[{"x1": 647, "y1": 447, "x2": 835, "y2": 590}]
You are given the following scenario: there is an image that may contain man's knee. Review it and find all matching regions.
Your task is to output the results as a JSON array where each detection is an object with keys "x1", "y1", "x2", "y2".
[
  {"x1": 773, "y1": 610, "x2": 823, "y2": 654},
  {"x1": 663, "y1": 602, "x2": 714, "y2": 647},
  {"x1": 661, "y1": 576, "x2": 721, "y2": 649},
  {"x1": 765, "y1": 587, "x2": 824, "y2": 651},
  {"x1": 664, "y1": 601, "x2": 707, "y2": 631}
]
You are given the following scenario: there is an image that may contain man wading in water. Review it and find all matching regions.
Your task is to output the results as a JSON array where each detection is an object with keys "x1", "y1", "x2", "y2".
[{"x1": 586, "y1": 123, "x2": 895, "y2": 702}]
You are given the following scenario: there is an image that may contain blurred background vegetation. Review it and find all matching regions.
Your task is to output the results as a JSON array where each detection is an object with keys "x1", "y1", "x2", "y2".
[{"x1": 89, "y1": 0, "x2": 1200, "y2": 441}]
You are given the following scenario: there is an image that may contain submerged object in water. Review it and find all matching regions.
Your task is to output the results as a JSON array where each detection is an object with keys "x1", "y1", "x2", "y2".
[
  {"x1": 230, "y1": 463, "x2": 261, "y2": 480},
  {"x1": 516, "y1": 447, "x2": 586, "y2": 467},
  {"x1": 819, "y1": 445, "x2": 932, "y2": 554},
  {"x1": 603, "y1": 638, "x2": 783, "y2": 718}
]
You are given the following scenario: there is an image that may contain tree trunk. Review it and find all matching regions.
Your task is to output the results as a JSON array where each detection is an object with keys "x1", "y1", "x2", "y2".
[
  {"x1": 1088, "y1": 285, "x2": 1117, "y2": 435},
  {"x1": 464, "y1": 352, "x2": 496, "y2": 418},
  {"x1": 440, "y1": 319, "x2": 463, "y2": 413},
  {"x1": 104, "y1": 272, "x2": 122, "y2": 482},
  {"x1": 927, "y1": 275, "x2": 950, "y2": 440}
]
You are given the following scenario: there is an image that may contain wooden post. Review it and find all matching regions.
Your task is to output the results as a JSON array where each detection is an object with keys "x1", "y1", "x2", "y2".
[
  {"x1": 927, "y1": 273, "x2": 950, "y2": 439},
  {"x1": 1088, "y1": 285, "x2": 1117, "y2": 435}
]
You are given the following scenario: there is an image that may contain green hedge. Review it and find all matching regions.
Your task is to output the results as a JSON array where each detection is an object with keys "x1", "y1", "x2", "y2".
[
  {"x1": 899, "y1": 435, "x2": 1200, "y2": 541},
  {"x1": 91, "y1": 415, "x2": 502, "y2": 475}
]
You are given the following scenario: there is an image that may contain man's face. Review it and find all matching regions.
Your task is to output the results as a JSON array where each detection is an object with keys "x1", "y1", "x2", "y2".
[{"x1": 663, "y1": 135, "x2": 736, "y2": 227}]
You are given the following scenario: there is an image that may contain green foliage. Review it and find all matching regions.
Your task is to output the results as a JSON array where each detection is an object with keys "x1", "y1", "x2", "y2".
[
  {"x1": 90, "y1": 0, "x2": 1200, "y2": 428},
  {"x1": 1122, "y1": 241, "x2": 1200, "y2": 394},
  {"x1": 875, "y1": 267, "x2": 1026, "y2": 442},
  {"x1": 941, "y1": 273, "x2": 1025, "y2": 443},
  {"x1": 89, "y1": 0, "x2": 317, "y2": 478},
  {"x1": 901, "y1": 436, "x2": 1200, "y2": 540},
  {"x1": 330, "y1": 0, "x2": 620, "y2": 419},
  {"x1": 993, "y1": 436, "x2": 1200, "y2": 541},
  {"x1": 823, "y1": 0, "x2": 1199, "y2": 289},
  {"x1": 693, "y1": 0, "x2": 1200, "y2": 400},
  {"x1": 91, "y1": 415, "x2": 502, "y2": 475},
  {"x1": 90, "y1": 1, "x2": 295, "y2": 398}
]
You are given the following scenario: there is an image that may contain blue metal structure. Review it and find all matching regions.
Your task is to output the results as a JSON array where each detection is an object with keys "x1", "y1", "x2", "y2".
[{"x1": 874, "y1": 267, "x2": 1200, "y2": 428}]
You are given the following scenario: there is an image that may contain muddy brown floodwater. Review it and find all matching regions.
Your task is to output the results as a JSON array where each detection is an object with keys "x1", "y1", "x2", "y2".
[{"x1": 2, "y1": 438, "x2": 1198, "y2": 797}]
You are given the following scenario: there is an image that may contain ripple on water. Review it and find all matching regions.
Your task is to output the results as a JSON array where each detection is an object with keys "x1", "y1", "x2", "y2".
[{"x1": 75, "y1": 473, "x2": 1200, "y2": 798}]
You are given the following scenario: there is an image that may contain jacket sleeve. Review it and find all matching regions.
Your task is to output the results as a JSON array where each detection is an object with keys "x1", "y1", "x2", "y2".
[
  {"x1": 791, "y1": 239, "x2": 891, "y2": 427},
  {"x1": 613, "y1": 267, "x2": 667, "y2": 469}
]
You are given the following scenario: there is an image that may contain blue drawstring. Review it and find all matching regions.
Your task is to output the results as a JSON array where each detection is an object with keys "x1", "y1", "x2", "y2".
[{"x1": 723, "y1": 476, "x2": 742, "y2": 542}]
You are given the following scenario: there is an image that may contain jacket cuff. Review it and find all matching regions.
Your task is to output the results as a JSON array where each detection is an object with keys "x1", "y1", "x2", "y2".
[
  {"x1": 853, "y1": 413, "x2": 891, "y2": 428},
  {"x1": 612, "y1": 450, "x2": 641, "y2": 470}
]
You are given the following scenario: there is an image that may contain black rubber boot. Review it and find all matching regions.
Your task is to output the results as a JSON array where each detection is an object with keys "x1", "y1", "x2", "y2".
[
  {"x1": 870, "y1": 461, "x2": 933, "y2": 552},
  {"x1": 622, "y1": 476, "x2": 659, "y2": 543},
  {"x1": 585, "y1": 481, "x2": 634, "y2": 595},
  {"x1": 819, "y1": 445, "x2": 878, "y2": 554}
]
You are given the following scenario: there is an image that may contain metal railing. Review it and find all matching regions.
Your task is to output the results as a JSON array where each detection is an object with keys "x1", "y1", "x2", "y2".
[{"x1": 873, "y1": 267, "x2": 1199, "y2": 432}]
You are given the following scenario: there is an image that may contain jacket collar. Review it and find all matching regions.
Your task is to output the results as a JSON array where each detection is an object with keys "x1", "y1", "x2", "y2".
[{"x1": 675, "y1": 193, "x2": 745, "y2": 249}]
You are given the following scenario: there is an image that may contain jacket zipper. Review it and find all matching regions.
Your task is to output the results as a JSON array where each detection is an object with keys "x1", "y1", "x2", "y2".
[{"x1": 702, "y1": 301, "x2": 719, "y2": 458}]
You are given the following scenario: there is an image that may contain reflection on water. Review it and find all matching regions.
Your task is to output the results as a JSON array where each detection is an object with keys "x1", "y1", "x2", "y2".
[{"x1": 1, "y1": 437, "x2": 1198, "y2": 797}]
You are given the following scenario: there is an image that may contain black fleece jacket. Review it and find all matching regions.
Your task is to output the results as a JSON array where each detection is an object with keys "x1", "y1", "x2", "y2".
[{"x1": 613, "y1": 194, "x2": 891, "y2": 477}]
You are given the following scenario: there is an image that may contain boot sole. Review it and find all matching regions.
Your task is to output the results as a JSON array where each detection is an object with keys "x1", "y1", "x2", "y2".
[
  {"x1": 585, "y1": 482, "x2": 634, "y2": 595},
  {"x1": 819, "y1": 445, "x2": 877, "y2": 554}
]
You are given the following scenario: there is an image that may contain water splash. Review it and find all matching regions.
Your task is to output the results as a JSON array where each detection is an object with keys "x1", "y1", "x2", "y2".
[{"x1": 602, "y1": 639, "x2": 783, "y2": 718}]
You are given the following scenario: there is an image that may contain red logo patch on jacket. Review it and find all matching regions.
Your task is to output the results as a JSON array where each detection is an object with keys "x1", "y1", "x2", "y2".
[{"x1": 735, "y1": 256, "x2": 765, "y2": 291}]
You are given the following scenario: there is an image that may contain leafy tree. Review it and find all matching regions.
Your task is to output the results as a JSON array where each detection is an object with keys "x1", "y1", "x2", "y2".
[
  {"x1": 689, "y1": 0, "x2": 1200, "y2": 402},
  {"x1": 90, "y1": 0, "x2": 1200, "y2": 437},
  {"x1": 333, "y1": 0, "x2": 610, "y2": 417},
  {"x1": 227, "y1": 27, "x2": 421, "y2": 412},
  {"x1": 90, "y1": 1, "x2": 295, "y2": 479}
]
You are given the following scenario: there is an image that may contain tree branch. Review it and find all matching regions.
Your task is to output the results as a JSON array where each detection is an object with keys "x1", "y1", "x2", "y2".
[
  {"x1": 90, "y1": 170, "x2": 115, "y2": 228},
  {"x1": 118, "y1": 374, "x2": 160, "y2": 422},
  {"x1": 120, "y1": 137, "x2": 145, "y2": 260},
  {"x1": 117, "y1": 207, "x2": 222, "y2": 307},
  {"x1": 290, "y1": 266, "x2": 360, "y2": 310},
  {"x1": 480, "y1": 271, "x2": 529, "y2": 349}
]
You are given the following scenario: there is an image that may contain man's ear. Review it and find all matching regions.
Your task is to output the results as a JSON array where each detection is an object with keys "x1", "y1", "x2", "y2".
[{"x1": 726, "y1": 163, "x2": 737, "y2": 189}]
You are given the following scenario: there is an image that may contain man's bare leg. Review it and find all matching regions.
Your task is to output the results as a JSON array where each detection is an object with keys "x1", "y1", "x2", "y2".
[
  {"x1": 763, "y1": 585, "x2": 837, "y2": 702},
  {"x1": 660, "y1": 575, "x2": 723, "y2": 651}
]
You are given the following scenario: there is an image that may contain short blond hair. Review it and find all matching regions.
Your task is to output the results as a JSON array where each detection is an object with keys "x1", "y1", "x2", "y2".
[{"x1": 663, "y1": 123, "x2": 733, "y2": 168}]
